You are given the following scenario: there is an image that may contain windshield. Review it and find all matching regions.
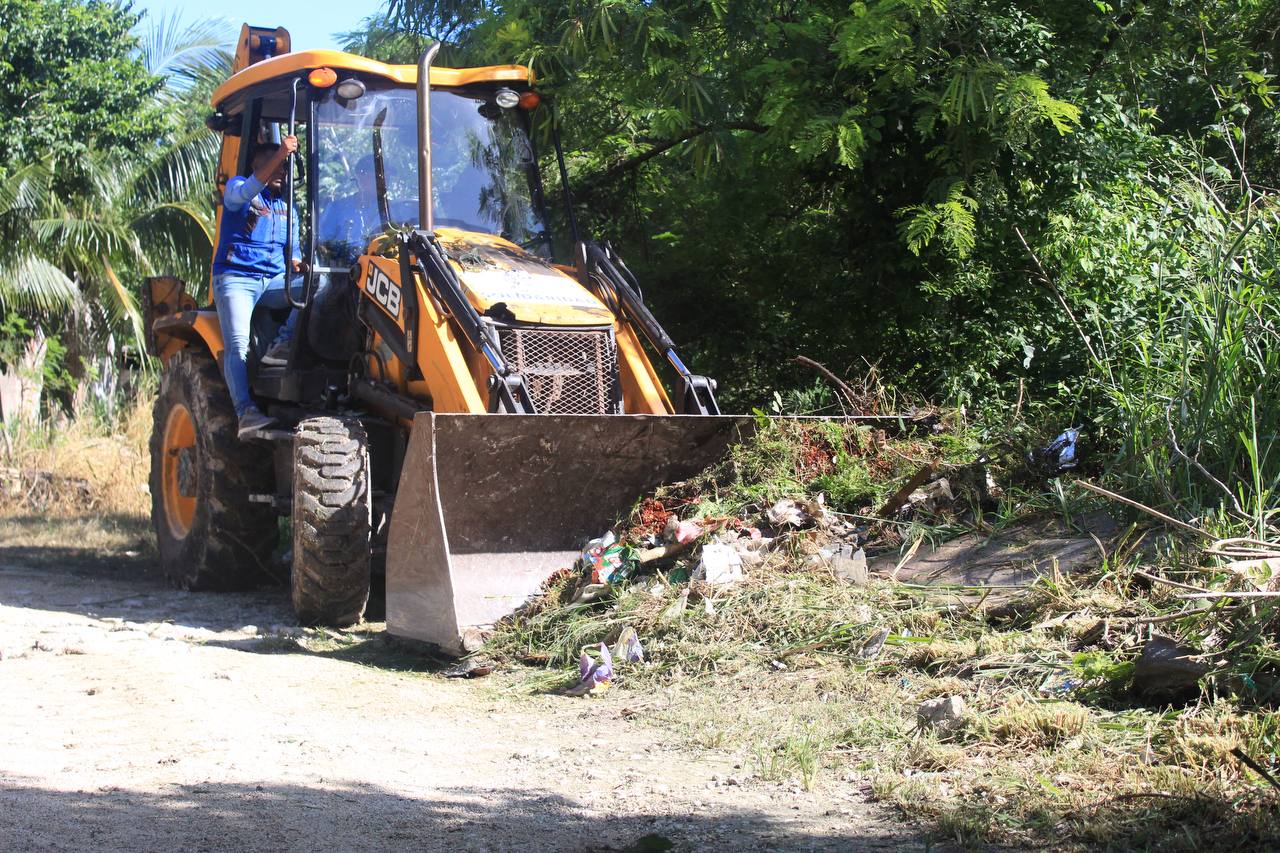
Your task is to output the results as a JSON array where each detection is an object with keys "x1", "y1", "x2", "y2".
[{"x1": 313, "y1": 85, "x2": 549, "y2": 265}]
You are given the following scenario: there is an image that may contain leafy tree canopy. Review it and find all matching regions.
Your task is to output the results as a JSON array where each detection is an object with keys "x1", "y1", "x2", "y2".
[
  {"x1": 365, "y1": 0, "x2": 1279, "y2": 414},
  {"x1": 0, "y1": 0, "x2": 166, "y2": 186}
]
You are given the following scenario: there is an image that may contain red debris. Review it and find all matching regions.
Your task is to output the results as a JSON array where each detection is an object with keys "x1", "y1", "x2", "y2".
[{"x1": 633, "y1": 497, "x2": 676, "y2": 536}]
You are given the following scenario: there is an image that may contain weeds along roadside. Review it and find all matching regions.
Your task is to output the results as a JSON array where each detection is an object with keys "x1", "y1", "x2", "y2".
[
  {"x1": 1083, "y1": 172, "x2": 1280, "y2": 542},
  {"x1": 487, "y1": 409, "x2": 1280, "y2": 849},
  {"x1": 0, "y1": 378, "x2": 154, "y2": 551}
]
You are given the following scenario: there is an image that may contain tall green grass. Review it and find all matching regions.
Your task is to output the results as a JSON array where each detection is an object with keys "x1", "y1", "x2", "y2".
[{"x1": 1088, "y1": 182, "x2": 1280, "y2": 540}]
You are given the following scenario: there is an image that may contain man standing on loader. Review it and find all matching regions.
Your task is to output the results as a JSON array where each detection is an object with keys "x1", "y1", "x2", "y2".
[{"x1": 211, "y1": 136, "x2": 303, "y2": 438}]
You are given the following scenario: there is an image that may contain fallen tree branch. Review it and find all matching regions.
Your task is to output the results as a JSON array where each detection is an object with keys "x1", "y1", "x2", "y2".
[
  {"x1": 1074, "y1": 480, "x2": 1212, "y2": 540},
  {"x1": 1206, "y1": 537, "x2": 1280, "y2": 559},
  {"x1": 1127, "y1": 609, "x2": 1226, "y2": 625},
  {"x1": 636, "y1": 540, "x2": 695, "y2": 564},
  {"x1": 1231, "y1": 747, "x2": 1280, "y2": 792},
  {"x1": 1090, "y1": 602, "x2": 1240, "y2": 628},
  {"x1": 1175, "y1": 590, "x2": 1280, "y2": 600},
  {"x1": 879, "y1": 463, "x2": 939, "y2": 519},
  {"x1": 792, "y1": 355, "x2": 857, "y2": 411},
  {"x1": 1133, "y1": 570, "x2": 1211, "y2": 594}
]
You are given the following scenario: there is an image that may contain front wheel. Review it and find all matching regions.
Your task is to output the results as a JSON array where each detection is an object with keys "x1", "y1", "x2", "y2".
[{"x1": 291, "y1": 417, "x2": 372, "y2": 626}]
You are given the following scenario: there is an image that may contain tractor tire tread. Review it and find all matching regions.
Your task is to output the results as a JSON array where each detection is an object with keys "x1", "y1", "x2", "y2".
[
  {"x1": 291, "y1": 416, "x2": 371, "y2": 627},
  {"x1": 149, "y1": 348, "x2": 276, "y2": 591}
]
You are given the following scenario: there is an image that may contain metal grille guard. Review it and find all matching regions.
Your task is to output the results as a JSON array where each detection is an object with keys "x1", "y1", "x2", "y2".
[{"x1": 405, "y1": 230, "x2": 537, "y2": 414}]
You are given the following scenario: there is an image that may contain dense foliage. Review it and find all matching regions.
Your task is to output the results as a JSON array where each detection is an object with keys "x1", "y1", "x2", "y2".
[
  {"x1": 370, "y1": 0, "x2": 1277, "y2": 407},
  {"x1": 362, "y1": 0, "x2": 1280, "y2": 526},
  {"x1": 0, "y1": 5, "x2": 228, "y2": 407},
  {"x1": 0, "y1": 0, "x2": 166, "y2": 191},
  {"x1": 2, "y1": 0, "x2": 1275, "y2": 524}
]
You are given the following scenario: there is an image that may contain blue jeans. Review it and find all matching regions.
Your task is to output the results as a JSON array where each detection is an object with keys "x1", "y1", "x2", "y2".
[{"x1": 212, "y1": 271, "x2": 299, "y2": 418}]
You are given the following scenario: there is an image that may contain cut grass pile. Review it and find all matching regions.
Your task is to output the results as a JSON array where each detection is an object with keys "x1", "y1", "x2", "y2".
[{"x1": 488, "y1": 417, "x2": 1280, "y2": 850}]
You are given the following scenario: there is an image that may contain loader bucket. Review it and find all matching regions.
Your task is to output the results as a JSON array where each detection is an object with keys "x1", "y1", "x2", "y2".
[{"x1": 385, "y1": 412, "x2": 754, "y2": 655}]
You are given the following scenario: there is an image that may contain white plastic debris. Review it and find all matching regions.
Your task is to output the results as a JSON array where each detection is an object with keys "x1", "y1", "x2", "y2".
[
  {"x1": 694, "y1": 542, "x2": 744, "y2": 585},
  {"x1": 830, "y1": 545, "x2": 868, "y2": 584},
  {"x1": 768, "y1": 499, "x2": 807, "y2": 528},
  {"x1": 731, "y1": 538, "x2": 765, "y2": 568},
  {"x1": 906, "y1": 478, "x2": 954, "y2": 513},
  {"x1": 767, "y1": 496, "x2": 833, "y2": 529},
  {"x1": 806, "y1": 542, "x2": 868, "y2": 583}
]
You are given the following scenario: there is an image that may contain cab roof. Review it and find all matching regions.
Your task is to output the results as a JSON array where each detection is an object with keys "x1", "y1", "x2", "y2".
[{"x1": 212, "y1": 49, "x2": 533, "y2": 110}]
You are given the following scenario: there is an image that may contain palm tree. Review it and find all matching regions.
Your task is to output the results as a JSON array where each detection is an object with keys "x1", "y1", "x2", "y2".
[
  {"x1": 0, "y1": 13, "x2": 234, "y2": 420},
  {"x1": 0, "y1": 161, "x2": 81, "y2": 315}
]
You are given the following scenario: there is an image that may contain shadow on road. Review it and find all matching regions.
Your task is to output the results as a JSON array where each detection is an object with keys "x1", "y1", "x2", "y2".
[
  {"x1": 0, "y1": 512, "x2": 157, "y2": 577},
  {"x1": 0, "y1": 518, "x2": 425, "y2": 669},
  {"x1": 0, "y1": 777, "x2": 918, "y2": 851},
  {"x1": 205, "y1": 625, "x2": 455, "y2": 675}
]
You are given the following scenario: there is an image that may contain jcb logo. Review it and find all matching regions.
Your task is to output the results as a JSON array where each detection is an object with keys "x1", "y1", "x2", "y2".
[{"x1": 366, "y1": 266, "x2": 402, "y2": 320}]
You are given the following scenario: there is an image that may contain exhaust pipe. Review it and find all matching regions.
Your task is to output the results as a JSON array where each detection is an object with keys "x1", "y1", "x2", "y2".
[{"x1": 417, "y1": 42, "x2": 441, "y2": 232}]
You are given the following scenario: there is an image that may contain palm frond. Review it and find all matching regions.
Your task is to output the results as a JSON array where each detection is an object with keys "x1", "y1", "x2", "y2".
[
  {"x1": 131, "y1": 203, "x2": 216, "y2": 285},
  {"x1": 134, "y1": 201, "x2": 215, "y2": 246},
  {"x1": 30, "y1": 217, "x2": 134, "y2": 259},
  {"x1": 137, "y1": 11, "x2": 235, "y2": 96},
  {"x1": 100, "y1": 255, "x2": 146, "y2": 346},
  {"x1": 129, "y1": 129, "x2": 220, "y2": 212},
  {"x1": 0, "y1": 253, "x2": 80, "y2": 314},
  {"x1": 0, "y1": 160, "x2": 52, "y2": 216}
]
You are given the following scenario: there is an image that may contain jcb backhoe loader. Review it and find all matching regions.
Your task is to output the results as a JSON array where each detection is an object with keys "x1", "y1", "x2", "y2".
[{"x1": 144, "y1": 25, "x2": 749, "y2": 654}]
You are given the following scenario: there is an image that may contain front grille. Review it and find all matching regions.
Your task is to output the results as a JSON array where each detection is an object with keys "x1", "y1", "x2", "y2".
[{"x1": 498, "y1": 327, "x2": 621, "y2": 414}]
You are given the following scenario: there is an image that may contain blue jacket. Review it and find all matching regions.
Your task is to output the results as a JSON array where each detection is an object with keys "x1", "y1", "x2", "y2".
[{"x1": 213, "y1": 175, "x2": 299, "y2": 277}]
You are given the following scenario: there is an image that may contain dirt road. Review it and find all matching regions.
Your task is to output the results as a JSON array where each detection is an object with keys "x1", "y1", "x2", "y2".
[{"x1": 0, "y1": 552, "x2": 919, "y2": 851}]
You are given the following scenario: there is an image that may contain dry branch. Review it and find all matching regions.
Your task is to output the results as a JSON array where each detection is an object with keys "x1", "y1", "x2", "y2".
[
  {"x1": 792, "y1": 355, "x2": 858, "y2": 411},
  {"x1": 878, "y1": 463, "x2": 939, "y2": 519},
  {"x1": 1074, "y1": 480, "x2": 1212, "y2": 540},
  {"x1": 1175, "y1": 590, "x2": 1280, "y2": 600}
]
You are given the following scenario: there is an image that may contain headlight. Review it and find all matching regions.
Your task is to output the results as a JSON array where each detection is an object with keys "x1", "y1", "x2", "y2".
[
  {"x1": 494, "y1": 87, "x2": 520, "y2": 109},
  {"x1": 336, "y1": 78, "x2": 366, "y2": 100}
]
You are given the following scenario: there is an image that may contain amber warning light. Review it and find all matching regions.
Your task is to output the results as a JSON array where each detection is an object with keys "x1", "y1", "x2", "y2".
[{"x1": 308, "y1": 67, "x2": 338, "y2": 88}]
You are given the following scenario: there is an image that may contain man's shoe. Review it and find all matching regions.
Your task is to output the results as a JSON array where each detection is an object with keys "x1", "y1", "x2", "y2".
[
  {"x1": 259, "y1": 340, "x2": 291, "y2": 368},
  {"x1": 237, "y1": 409, "x2": 277, "y2": 440}
]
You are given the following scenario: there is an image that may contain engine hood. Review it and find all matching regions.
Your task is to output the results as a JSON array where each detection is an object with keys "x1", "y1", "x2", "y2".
[{"x1": 435, "y1": 228, "x2": 614, "y2": 327}]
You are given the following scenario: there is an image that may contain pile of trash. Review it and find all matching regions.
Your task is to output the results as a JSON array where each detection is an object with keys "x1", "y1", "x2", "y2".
[
  {"x1": 571, "y1": 494, "x2": 868, "y2": 598},
  {"x1": 523, "y1": 423, "x2": 1085, "y2": 697},
  {"x1": 546, "y1": 493, "x2": 878, "y2": 694}
]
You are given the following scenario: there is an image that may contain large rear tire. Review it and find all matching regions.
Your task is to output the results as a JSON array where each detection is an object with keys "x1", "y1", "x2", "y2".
[
  {"x1": 149, "y1": 348, "x2": 276, "y2": 589},
  {"x1": 291, "y1": 417, "x2": 371, "y2": 626}
]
